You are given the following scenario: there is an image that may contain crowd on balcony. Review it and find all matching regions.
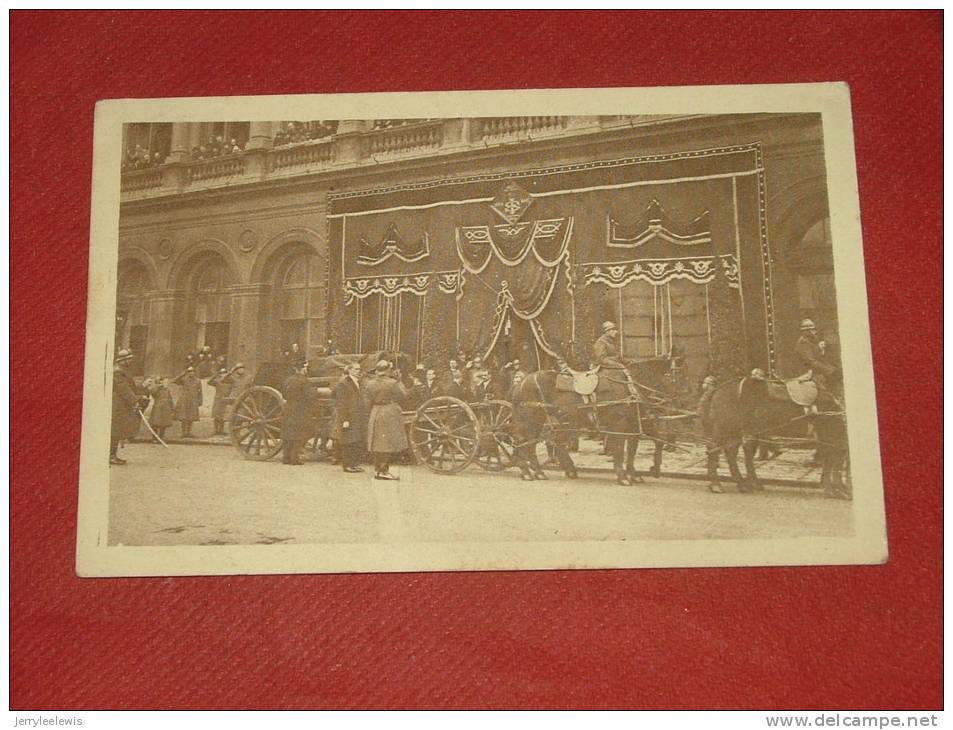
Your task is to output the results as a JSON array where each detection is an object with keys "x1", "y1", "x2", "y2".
[
  {"x1": 273, "y1": 120, "x2": 339, "y2": 147},
  {"x1": 122, "y1": 145, "x2": 166, "y2": 171},
  {"x1": 191, "y1": 134, "x2": 245, "y2": 161},
  {"x1": 371, "y1": 118, "x2": 427, "y2": 130}
]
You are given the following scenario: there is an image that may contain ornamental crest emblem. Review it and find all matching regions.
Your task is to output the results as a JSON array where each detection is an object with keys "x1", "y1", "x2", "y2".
[{"x1": 490, "y1": 180, "x2": 533, "y2": 225}]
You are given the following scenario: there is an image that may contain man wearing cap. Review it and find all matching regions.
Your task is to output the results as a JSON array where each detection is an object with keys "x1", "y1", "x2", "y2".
[
  {"x1": 208, "y1": 367, "x2": 233, "y2": 436},
  {"x1": 280, "y1": 361, "x2": 316, "y2": 466},
  {"x1": 332, "y1": 361, "x2": 366, "y2": 473},
  {"x1": 592, "y1": 321, "x2": 625, "y2": 369},
  {"x1": 173, "y1": 366, "x2": 202, "y2": 438},
  {"x1": 364, "y1": 360, "x2": 408, "y2": 480},
  {"x1": 795, "y1": 319, "x2": 838, "y2": 386},
  {"x1": 110, "y1": 349, "x2": 147, "y2": 465}
]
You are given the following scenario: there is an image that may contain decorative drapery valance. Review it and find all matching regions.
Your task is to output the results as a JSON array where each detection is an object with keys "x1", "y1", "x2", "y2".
[
  {"x1": 580, "y1": 254, "x2": 739, "y2": 289},
  {"x1": 343, "y1": 270, "x2": 460, "y2": 304},
  {"x1": 356, "y1": 223, "x2": 430, "y2": 266},
  {"x1": 607, "y1": 198, "x2": 711, "y2": 248},
  {"x1": 455, "y1": 218, "x2": 572, "y2": 273}
]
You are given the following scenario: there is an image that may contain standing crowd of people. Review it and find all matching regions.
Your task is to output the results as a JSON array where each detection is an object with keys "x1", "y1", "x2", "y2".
[
  {"x1": 109, "y1": 344, "x2": 253, "y2": 465},
  {"x1": 278, "y1": 350, "x2": 532, "y2": 479}
]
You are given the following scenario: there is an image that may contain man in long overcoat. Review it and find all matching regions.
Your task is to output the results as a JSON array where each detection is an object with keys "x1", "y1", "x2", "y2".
[
  {"x1": 280, "y1": 361, "x2": 316, "y2": 465},
  {"x1": 364, "y1": 360, "x2": 408, "y2": 480},
  {"x1": 111, "y1": 349, "x2": 146, "y2": 465},
  {"x1": 332, "y1": 361, "x2": 366, "y2": 472},
  {"x1": 173, "y1": 366, "x2": 202, "y2": 437},
  {"x1": 147, "y1": 376, "x2": 175, "y2": 442}
]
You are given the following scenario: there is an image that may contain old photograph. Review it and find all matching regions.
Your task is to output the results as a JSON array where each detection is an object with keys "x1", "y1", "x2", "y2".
[{"x1": 77, "y1": 85, "x2": 886, "y2": 575}]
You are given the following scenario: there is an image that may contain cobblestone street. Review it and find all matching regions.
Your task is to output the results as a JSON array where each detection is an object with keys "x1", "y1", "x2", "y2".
[{"x1": 108, "y1": 442, "x2": 852, "y2": 546}]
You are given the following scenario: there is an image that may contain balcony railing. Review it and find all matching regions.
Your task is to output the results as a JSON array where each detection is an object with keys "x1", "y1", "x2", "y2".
[
  {"x1": 480, "y1": 116, "x2": 567, "y2": 140},
  {"x1": 271, "y1": 139, "x2": 335, "y2": 172},
  {"x1": 121, "y1": 168, "x2": 163, "y2": 192},
  {"x1": 188, "y1": 156, "x2": 244, "y2": 183},
  {"x1": 362, "y1": 120, "x2": 443, "y2": 158}
]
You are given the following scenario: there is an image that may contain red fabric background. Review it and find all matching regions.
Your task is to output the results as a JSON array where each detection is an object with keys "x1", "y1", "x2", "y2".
[{"x1": 10, "y1": 11, "x2": 942, "y2": 710}]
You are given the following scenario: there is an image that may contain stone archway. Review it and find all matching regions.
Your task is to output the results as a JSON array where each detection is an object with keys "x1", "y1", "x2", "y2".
[{"x1": 769, "y1": 179, "x2": 835, "y2": 375}]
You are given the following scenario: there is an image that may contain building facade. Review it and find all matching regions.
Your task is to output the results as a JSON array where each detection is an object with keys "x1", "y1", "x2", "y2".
[{"x1": 118, "y1": 115, "x2": 835, "y2": 382}]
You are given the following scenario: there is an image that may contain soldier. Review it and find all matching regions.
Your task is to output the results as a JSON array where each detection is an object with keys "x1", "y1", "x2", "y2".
[
  {"x1": 364, "y1": 360, "x2": 409, "y2": 480},
  {"x1": 592, "y1": 321, "x2": 624, "y2": 368},
  {"x1": 280, "y1": 361, "x2": 315, "y2": 466},
  {"x1": 110, "y1": 349, "x2": 148, "y2": 465},
  {"x1": 795, "y1": 319, "x2": 839, "y2": 387},
  {"x1": 173, "y1": 366, "x2": 202, "y2": 438},
  {"x1": 208, "y1": 367, "x2": 232, "y2": 435},
  {"x1": 147, "y1": 376, "x2": 175, "y2": 442},
  {"x1": 224, "y1": 362, "x2": 252, "y2": 396},
  {"x1": 332, "y1": 362, "x2": 366, "y2": 473}
]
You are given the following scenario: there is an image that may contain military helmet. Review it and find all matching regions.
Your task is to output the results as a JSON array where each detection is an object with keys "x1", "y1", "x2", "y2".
[
  {"x1": 601, "y1": 321, "x2": 618, "y2": 334},
  {"x1": 115, "y1": 348, "x2": 133, "y2": 364},
  {"x1": 800, "y1": 318, "x2": 817, "y2": 331}
]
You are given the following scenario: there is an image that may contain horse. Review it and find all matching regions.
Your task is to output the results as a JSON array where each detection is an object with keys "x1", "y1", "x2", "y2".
[
  {"x1": 704, "y1": 374, "x2": 849, "y2": 497},
  {"x1": 508, "y1": 356, "x2": 675, "y2": 485}
]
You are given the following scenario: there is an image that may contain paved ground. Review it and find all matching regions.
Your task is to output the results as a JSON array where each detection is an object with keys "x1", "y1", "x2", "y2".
[
  {"x1": 108, "y1": 443, "x2": 852, "y2": 547},
  {"x1": 136, "y1": 415, "x2": 827, "y2": 484}
]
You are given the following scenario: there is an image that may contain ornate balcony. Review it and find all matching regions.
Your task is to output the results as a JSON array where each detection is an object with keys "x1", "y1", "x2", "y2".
[{"x1": 120, "y1": 115, "x2": 699, "y2": 202}]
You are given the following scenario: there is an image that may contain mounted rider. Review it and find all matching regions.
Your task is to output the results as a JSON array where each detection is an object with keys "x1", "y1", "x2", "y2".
[
  {"x1": 795, "y1": 318, "x2": 839, "y2": 389},
  {"x1": 591, "y1": 321, "x2": 643, "y2": 402}
]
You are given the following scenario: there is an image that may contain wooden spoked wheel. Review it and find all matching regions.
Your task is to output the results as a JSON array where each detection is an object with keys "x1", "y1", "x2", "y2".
[
  {"x1": 411, "y1": 396, "x2": 479, "y2": 474},
  {"x1": 474, "y1": 399, "x2": 517, "y2": 472},
  {"x1": 230, "y1": 386, "x2": 285, "y2": 461}
]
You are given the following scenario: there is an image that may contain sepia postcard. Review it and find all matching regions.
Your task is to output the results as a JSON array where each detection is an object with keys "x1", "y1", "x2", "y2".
[{"x1": 76, "y1": 84, "x2": 887, "y2": 576}]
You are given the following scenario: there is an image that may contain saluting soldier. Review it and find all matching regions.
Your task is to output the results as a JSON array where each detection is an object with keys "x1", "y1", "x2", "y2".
[
  {"x1": 173, "y1": 366, "x2": 202, "y2": 438},
  {"x1": 209, "y1": 367, "x2": 232, "y2": 435},
  {"x1": 364, "y1": 360, "x2": 409, "y2": 480},
  {"x1": 332, "y1": 362, "x2": 366, "y2": 473},
  {"x1": 280, "y1": 361, "x2": 316, "y2": 466},
  {"x1": 110, "y1": 349, "x2": 147, "y2": 465}
]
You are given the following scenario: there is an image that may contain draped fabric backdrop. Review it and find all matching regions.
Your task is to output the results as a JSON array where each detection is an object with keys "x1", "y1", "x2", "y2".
[{"x1": 329, "y1": 144, "x2": 764, "y2": 375}]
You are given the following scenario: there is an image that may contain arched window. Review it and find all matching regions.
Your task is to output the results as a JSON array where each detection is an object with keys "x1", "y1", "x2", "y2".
[
  {"x1": 273, "y1": 251, "x2": 326, "y2": 358},
  {"x1": 189, "y1": 256, "x2": 232, "y2": 359}
]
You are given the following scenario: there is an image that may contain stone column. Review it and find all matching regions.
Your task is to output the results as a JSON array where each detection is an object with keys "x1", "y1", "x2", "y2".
[
  {"x1": 144, "y1": 289, "x2": 186, "y2": 375},
  {"x1": 188, "y1": 122, "x2": 204, "y2": 153},
  {"x1": 332, "y1": 119, "x2": 370, "y2": 164},
  {"x1": 165, "y1": 122, "x2": 192, "y2": 163},
  {"x1": 227, "y1": 283, "x2": 271, "y2": 371},
  {"x1": 245, "y1": 121, "x2": 275, "y2": 151}
]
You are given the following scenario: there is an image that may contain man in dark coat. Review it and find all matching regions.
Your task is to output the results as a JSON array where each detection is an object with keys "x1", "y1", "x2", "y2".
[
  {"x1": 332, "y1": 361, "x2": 366, "y2": 472},
  {"x1": 280, "y1": 361, "x2": 316, "y2": 465},
  {"x1": 173, "y1": 366, "x2": 202, "y2": 437},
  {"x1": 147, "y1": 376, "x2": 175, "y2": 442},
  {"x1": 110, "y1": 349, "x2": 147, "y2": 465}
]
